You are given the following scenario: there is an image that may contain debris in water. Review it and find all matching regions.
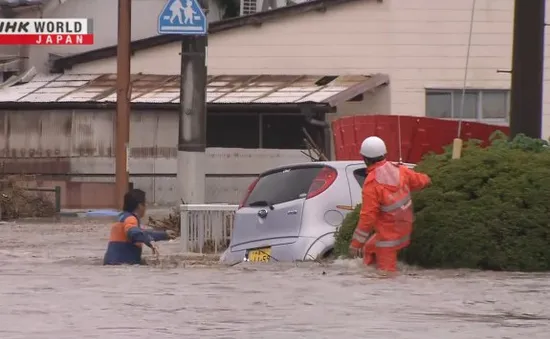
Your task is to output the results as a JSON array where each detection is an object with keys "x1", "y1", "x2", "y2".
[
  {"x1": 0, "y1": 175, "x2": 56, "y2": 220},
  {"x1": 148, "y1": 205, "x2": 180, "y2": 235}
]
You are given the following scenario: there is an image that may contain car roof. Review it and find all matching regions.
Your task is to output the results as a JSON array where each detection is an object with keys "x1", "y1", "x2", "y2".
[{"x1": 263, "y1": 160, "x2": 415, "y2": 174}]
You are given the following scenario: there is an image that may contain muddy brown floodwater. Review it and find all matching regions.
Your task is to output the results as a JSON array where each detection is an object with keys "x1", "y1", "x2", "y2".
[{"x1": 0, "y1": 218, "x2": 549, "y2": 339}]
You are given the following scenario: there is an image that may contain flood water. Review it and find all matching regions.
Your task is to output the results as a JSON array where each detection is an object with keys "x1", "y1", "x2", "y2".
[{"x1": 1, "y1": 218, "x2": 549, "y2": 338}]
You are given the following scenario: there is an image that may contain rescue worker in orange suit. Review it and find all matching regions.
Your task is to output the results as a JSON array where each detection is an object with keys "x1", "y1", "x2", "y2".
[
  {"x1": 349, "y1": 136, "x2": 431, "y2": 272},
  {"x1": 103, "y1": 189, "x2": 176, "y2": 265}
]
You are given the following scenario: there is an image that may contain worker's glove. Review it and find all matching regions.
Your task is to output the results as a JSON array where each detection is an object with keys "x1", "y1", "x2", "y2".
[{"x1": 348, "y1": 245, "x2": 363, "y2": 258}]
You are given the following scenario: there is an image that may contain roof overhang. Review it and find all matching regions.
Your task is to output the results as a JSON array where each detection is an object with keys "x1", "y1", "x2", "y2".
[{"x1": 0, "y1": 73, "x2": 389, "y2": 112}]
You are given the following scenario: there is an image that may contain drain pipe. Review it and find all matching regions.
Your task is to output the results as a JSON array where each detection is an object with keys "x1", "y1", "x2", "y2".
[{"x1": 302, "y1": 107, "x2": 333, "y2": 160}]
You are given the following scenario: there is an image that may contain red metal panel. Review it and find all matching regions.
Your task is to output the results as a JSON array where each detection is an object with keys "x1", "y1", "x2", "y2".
[
  {"x1": 417, "y1": 117, "x2": 458, "y2": 162},
  {"x1": 331, "y1": 119, "x2": 345, "y2": 159},
  {"x1": 340, "y1": 116, "x2": 360, "y2": 160},
  {"x1": 373, "y1": 116, "x2": 398, "y2": 161},
  {"x1": 332, "y1": 115, "x2": 510, "y2": 163}
]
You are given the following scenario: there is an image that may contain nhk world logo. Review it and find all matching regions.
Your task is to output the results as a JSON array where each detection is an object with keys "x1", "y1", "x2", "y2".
[{"x1": 0, "y1": 19, "x2": 93, "y2": 45}]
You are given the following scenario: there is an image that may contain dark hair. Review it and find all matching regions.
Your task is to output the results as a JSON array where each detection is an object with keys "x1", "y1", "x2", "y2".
[
  {"x1": 122, "y1": 189, "x2": 146, "y2": 213},
  {"x1": 363, "y1": 155, "x2": 385, "y2": 166}
]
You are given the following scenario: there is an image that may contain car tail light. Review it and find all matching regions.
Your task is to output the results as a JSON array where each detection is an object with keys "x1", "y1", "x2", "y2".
[
  {"x1": 238, "y1": 177, "x2": 259, "y2": 209},
  {"x1": 307, "y1": 166, "x2": 338, "y2": 199}
]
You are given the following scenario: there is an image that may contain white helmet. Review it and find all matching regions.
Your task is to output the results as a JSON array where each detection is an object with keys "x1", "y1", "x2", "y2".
[{"x1": 360, "y1": 136, "x2": 387, "y2": 158}]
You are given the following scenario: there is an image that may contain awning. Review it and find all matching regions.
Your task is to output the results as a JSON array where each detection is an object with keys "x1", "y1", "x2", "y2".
[{"x1": 0, "y1": 73, "x2": 389, "y2": 106}]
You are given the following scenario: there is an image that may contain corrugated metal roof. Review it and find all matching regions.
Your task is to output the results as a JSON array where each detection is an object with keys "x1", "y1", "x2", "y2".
[{"x1": 0, "y1": 74, "x2": 387, "y2": 106}]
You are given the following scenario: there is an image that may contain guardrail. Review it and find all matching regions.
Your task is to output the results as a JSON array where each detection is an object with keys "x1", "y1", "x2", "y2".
[
  {"x1": 24, "y1": 186, "x2": 62, "y2": 213},
  {"x1": 180, "y1": 204, "x2": 239, "y2": 254}
]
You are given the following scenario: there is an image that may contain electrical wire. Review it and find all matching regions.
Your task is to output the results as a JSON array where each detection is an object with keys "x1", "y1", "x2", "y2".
[
  {"x1": 457, "y1": 0, "x2": 477, "y2": 138},
  {"x1": 397, "y1": 114, "x2": 403, "y2": 163}
]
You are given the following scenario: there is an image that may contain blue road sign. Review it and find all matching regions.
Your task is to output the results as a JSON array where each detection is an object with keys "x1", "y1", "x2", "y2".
[{"x1": 158, "y1": 0, "x2": 207, "y2": 35}]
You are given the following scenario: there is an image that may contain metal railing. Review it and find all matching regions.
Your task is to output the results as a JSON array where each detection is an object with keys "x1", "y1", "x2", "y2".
[{"x1": 180, "y1": 204, "x2": 239, "y2": 254}]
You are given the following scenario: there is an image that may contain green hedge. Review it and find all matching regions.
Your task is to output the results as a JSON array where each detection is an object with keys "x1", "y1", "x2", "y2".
[
  {"x1": 334, "y1": 132, "x2": 550, "y2": 271},
  {"x1": 334, "y1": 204, "x2": 361, "y2": 257}
]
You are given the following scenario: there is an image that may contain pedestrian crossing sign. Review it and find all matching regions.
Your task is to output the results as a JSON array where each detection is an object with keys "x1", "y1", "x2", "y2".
[{"x1": 158, "y1": 0, "x2": 207, "y2": 35}]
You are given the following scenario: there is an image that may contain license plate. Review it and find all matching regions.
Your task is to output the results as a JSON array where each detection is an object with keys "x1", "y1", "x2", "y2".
[{"x1": 246, "y1": 247, "x2": 272, "y2": 263}]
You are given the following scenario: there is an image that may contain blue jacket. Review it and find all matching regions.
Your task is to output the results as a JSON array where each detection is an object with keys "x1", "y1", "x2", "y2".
[{"x1": 103, "y1": 212, "x2": 169, "y2": 265}]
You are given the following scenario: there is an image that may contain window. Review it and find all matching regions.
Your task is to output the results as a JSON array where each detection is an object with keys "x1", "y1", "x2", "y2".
[
  {"x1": 207, "y1": 114, "x2": 260, "y2": 148},
  {"x1": 425, "y1": 89, "x2": 509, "y2": 122},
  {"x1": 262, "y1": 114, "x2": 311, "y2": 149},
  {"x1": 207, "y1": 112, "x2": 323, "y2": 149},
  {"x1": 353, "y1": 168, "x2": 367, "y2": 187},
  {"x1": 244, "y1": 166, "x2": 322, "y2": 206}
]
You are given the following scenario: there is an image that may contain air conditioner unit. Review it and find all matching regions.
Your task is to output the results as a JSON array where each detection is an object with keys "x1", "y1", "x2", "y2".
[{"x1": 240, "y1": 0, "x2": 310, "y2": 16}]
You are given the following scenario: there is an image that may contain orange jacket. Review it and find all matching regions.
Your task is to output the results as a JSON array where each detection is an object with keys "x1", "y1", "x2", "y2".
[{"x1": 350, "y1": 160, "x2": 430, "y2": 250}]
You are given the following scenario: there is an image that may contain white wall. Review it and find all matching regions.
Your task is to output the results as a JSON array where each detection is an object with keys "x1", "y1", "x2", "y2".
[{"x1": 70, "y1": 148, "x2": 311, "y2": 204}]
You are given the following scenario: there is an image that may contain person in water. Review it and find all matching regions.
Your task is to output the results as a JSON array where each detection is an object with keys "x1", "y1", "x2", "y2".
[
  {"x1": 103, "y1": 189, "x2": 176, "y2": 265},
  {"x1": 348, "y1": 136, "x2": 430, "y2": 273}
]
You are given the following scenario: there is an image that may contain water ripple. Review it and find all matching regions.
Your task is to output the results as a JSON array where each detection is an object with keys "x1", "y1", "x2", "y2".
[{"x1": 0, "y1": 220, "x2": 548, "y2": 338}]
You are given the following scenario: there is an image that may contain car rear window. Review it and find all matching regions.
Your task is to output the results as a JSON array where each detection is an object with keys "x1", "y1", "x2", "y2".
[
  {"x1": 353, "y1": 168, "x2": 366, "y2": 187},
  {"x1": 244, "y1": 166, "x2": 322, "y2": 206}
]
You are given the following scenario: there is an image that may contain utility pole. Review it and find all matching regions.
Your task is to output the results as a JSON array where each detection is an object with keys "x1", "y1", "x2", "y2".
[
  {"x1": 178, "y1": 33, "x2": 207, "y2": 203},
  {"x1": 509, "y1": 0, "x2": 545, "y2": 139},
  {"x1": 115, "y1": 0, "x2": 131, "y2": 208},
  {"x1": 157, "y1": 0, "x2": 208, "y2": 204}
]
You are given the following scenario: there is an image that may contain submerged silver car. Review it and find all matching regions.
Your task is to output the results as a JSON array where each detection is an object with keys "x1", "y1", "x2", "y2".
[{"x1": 220, "y1": 160, "x2": 414, "y2": 265}]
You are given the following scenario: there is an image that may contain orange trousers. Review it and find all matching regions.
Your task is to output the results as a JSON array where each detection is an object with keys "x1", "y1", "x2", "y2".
[{"x1": 363, "y1": 235, "x2": 398, "y2": 272}]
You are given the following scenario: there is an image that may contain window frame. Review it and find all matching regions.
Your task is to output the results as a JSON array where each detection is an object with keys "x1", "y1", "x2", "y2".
[{"x1": 425, "y1": 89, "x2": 510, "y2": 123}]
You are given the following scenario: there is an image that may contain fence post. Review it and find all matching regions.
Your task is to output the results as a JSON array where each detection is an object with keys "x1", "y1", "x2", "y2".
[
  {"x1": 54, "y1": 186, "x2": 61, "y2": 213},
  {"x1": 180, "y1": 204, "x2": 189, "y2": 253},
  {"x1": 198, "y1": 212, "x2": 205, "y2": 254}
]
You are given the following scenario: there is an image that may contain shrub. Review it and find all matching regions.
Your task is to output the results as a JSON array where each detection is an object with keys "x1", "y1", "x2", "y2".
[
  {"x1": 334, "y1": 204, "x2": 361, "y2": 257},
  {"x1": 334, "y1": 132, "x2": 550, "y2": 271}
]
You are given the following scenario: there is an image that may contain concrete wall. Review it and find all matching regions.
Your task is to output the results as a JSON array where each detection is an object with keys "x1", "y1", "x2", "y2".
[
  {"x1": 0, "y1": 0, "x2": 224, "y2": 73},
  {"x1": 0, "y1": 109, "x2": 310, "y2": 206},
  {"x1": 66, "y1": 0, "x2": 550, "y2": 137}
]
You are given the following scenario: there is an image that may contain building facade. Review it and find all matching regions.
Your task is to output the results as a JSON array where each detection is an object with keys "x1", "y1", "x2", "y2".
[
  {"x1": 0, "y1": 71, "x2": 382, "y2": 206},
  {"x1": 1, "y1": 0, "x2": 548, "y2": 207},
  {"x1": 57, "y1": 0, "x2": 550, "y2": 134}
]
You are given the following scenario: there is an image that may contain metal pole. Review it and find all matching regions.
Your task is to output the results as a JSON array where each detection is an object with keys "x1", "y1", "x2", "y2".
[
  {"x1": 177, "y1": 0, "x2": 208, "y2": 204},
  {"x1": 115, "y1": 0, "x2": 131, "y2": 208},
  {"x1": 177, "y1": 34, "x2": 207, "y2": 204},
  {"x1": 509, "y1": 0, "x2": 545, "y2": 139}
]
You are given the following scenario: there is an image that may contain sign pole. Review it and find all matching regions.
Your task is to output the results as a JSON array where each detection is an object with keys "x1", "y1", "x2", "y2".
[
  {"x1": 115, "y1": 0, "x2": 131, "y2": 209},
  {"x1": 158, "y1": 0, "x2": 208, "y2": 204}
]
